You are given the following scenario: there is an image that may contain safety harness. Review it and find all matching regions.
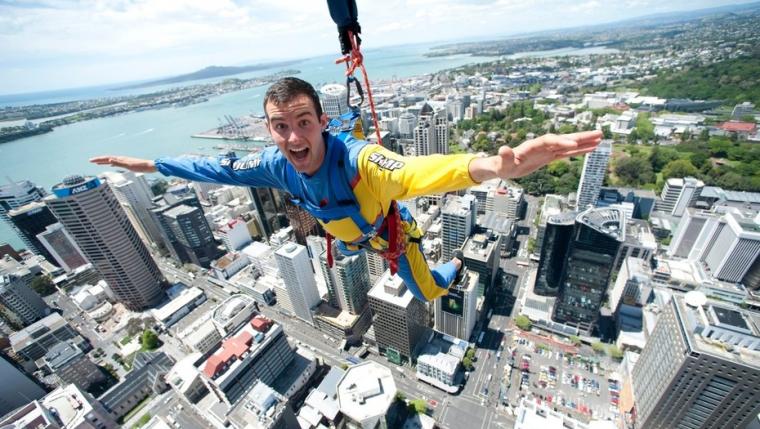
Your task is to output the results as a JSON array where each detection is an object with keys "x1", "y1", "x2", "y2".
[{"x1": 305, "y1": 2, "x2": 407, "y2": 275}]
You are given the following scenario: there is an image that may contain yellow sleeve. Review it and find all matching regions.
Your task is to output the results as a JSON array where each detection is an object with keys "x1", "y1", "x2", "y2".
[{"x1": 358, "y1": 144, "x2": 480, "y2": 202}]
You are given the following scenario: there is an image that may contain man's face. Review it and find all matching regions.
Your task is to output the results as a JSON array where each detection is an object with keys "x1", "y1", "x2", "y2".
[{"x1": 265, "y1": 94, "x2": 328, "y2": 176}]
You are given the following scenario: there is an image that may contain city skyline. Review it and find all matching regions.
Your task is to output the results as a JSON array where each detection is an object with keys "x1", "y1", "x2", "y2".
[{"x1": 0, "y1": 0, "x2": 754, "y2": 95}]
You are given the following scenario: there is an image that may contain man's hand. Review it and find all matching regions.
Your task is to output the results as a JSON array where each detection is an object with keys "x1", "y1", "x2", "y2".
[
  {"x1": 469, "y1": 131, "x2": 603, "y2": 182},
  {"x1": 89, "y1": 155, "x2": 157, "y2": 173}
]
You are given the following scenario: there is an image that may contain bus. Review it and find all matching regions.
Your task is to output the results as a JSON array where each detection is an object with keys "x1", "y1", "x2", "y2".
[{"x1": 478, "y1": 331, "x2": 486, "y2": 345}]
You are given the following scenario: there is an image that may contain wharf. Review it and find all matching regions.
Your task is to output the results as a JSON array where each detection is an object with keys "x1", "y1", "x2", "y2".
[{"x1": 191, "y1": 114, "x2": 272, "y2": 143}]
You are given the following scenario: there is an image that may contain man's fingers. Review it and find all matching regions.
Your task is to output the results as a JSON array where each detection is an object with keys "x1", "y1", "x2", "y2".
[
  {"x1": 558, "y1": 146, "x2": 598, "y2": 158},
  {"x1": 563, "y1": 130, "x2": 603, "y2": 142},
  {"x1": 89, "y1": 156, "x2": 113, "y2": 165}
]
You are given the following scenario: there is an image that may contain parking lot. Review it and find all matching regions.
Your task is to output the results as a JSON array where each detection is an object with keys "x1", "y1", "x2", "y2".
[{"x1": 509, "y1": 333, "x2": 620, "y2": 422}]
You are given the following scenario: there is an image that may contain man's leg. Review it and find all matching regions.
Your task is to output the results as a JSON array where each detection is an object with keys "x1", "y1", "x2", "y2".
[{"x1": 395, "y1": 239, "x2": 464, "y2": 301}]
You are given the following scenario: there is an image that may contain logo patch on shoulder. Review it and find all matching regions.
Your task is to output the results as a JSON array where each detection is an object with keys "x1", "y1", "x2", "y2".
[
  {"x1": 368, "y1": 152, "x2": 405, "y2": 171},
  {"x1": 232, "y1": 155, "x2": 262, "y2": 170}
]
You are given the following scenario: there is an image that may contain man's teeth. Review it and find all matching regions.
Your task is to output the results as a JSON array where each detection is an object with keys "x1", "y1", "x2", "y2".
[{"x1": 291, "y1": 147, "x2": 307, "y2": 153}]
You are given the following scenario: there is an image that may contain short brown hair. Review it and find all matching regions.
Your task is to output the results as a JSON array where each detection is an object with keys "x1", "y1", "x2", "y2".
[{"x1": 263, "y1": 77, "x2": 323, "y2": 119}]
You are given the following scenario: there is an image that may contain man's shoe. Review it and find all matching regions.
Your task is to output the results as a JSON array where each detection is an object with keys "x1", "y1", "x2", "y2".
[{"x1": 454, "y1": 249, "x2": 465, "y2": 284}]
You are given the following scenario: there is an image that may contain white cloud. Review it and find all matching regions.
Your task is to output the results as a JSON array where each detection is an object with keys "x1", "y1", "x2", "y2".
[{"x1": 0, "y1": 0, "x2": 741, "y2": 93}]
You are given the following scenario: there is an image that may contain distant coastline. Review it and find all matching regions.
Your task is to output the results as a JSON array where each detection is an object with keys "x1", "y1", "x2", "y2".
[{"x1": 0, "y1": 70, "x2": 299, "y2": 145}]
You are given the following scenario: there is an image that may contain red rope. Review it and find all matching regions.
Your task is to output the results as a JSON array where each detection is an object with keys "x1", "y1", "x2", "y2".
[{"x1": 336, "y1": 31, "x2": 383, "y2": 147}]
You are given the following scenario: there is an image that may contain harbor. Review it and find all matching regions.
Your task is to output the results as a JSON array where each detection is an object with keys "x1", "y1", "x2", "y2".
[{"x1": 191, "y1": 114, "x2": 272, "y2": 144}]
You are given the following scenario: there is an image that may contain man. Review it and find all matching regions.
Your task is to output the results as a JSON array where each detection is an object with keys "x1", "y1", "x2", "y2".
[{"x1": 91, "y1": 77, "x2": 602, "y2": 302}]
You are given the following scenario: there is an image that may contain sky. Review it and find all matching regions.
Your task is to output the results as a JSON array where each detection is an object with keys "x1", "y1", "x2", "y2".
[{"x1": 0, "y1": 0, "x2": 752, "y2": 95}]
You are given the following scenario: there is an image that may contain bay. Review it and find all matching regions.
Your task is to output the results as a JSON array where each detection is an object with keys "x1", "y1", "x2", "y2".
[{"x1": 0, "y1": 44, "x2": 617, "y2": 247}]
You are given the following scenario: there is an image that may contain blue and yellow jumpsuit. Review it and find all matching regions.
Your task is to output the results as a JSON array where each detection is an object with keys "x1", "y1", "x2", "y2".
[{"x1": 154, "y1": 131, "x2": 480, "y2": 302}]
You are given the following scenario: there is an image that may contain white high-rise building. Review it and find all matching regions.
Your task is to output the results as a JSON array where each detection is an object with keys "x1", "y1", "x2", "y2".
[
  {"x1": 441, "y1": 195, "x2": 476, "y2": 261},
  {"x1": 45, "y1": 175, "x2": 165, "y2": 311},
  {"x1": 398, "y1": 112, "x2": 417, "y2": 139},
  {"x1": 668, "y1": 208, "x2": 724, "y2": 260},
  {"x1": 434, "y1": 269, "x2": 479, "y2": 341},
  {"x1": 217, "y1": 218, "x2": 252, "y2": 251},
  {"x1": 320, "y1": 84, "x2": 349, "y2": 119},
  {"x1": 320, "y1": 247, "x2": 371, "y2": 315},
  {"x1": 701, "y1": 210, "x2": 760, "y2": 283},
  {"x1": 655, "y1": 177, "x2": 704, "y2": 217},
  {"x1": 100, "y1": 171, "x2": 164, "y2": 249},
  {"x1": 365, "y1": 251, "x2": 388, "y2": 286},
  {"x1": 413, "y1": 105, "x2": 449, "y2": 156},
  {"x1": 576, "y1": 140, "x2": 611, "y2": 210},
  {"x1": 274, "y1": 242, "x2": 321, "y2": 324}
]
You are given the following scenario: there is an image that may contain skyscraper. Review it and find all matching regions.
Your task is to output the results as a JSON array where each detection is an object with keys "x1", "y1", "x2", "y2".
[
  {"x1": 0, "y1": 179, "x2": 47, "y2": 249},
  {"x1": 36, "y1": 223, "x2": 88, "y2": 272},
  {"x1": 7, "y1": 201, "x2": 58, "y2": 263},
  {"x1": 434, "y1": 269, "x2": 478, "y2": 341},
  {"x1": 150, "y1": 183, "x2": 204, "y2": 263},
  {"x1": 655, "y1": 177, "x2": 704, "y2": 217},
  {"x1": 100, "y1": 171, "x2": 165, "y2": 249},
  {"x1": 45, "y1": 175, "x2": 165, "y2": 311},
  {"x1": 162, "y1": 204, "x2": 220, "y2": 268},
  {"x1": 365, "y1": 251, "x2": 389, "y2": 286},
  {"x1": 701, "y1": 209, "x2": 760, "y2": 283},
  {"x1": 319, "y1": 245, "x2": 371, "y2": 315},
  {"x1": 368, "y1": 271, "x2": 429, "y2": 365},
  {"x1": 576, "y1": 140, "x2": 611, "y2": 210},
  {"x1": 441, "y1": 194, "x2": 476, "y2": 261},
  {"x1": 0, "y1": 354, "x2": 46, "y2": 417},
  {"x1": 283, "y1": 197, "x2": 319, "y2": 246},
  {"x1": 0, "y1": 255, "x2": 51, "y2": 328},
  {"x1": 274, "y1": 243, "x2": 321, "y2": 324},
  {"x1": 534, "y1": 212, "x2": 576, "y2": 297},
  {"x1": 320, "y1": 83, "x2": 349, "y2": 119},
  {"x1": 248, "y1": 187, "x2": 288, "y2": 241},
  {"x1": 413, "y1": 104, "x2": 449, "y2": 156},
  {"x1": 461, "y1": 233, "x2": 499, "y2": 296},
  {"x1": 632, "y1": 292, "x2": 760, "y2": 429},
  {"x1": 552, "y1": 207, "x2": 624, "y2": 333}
]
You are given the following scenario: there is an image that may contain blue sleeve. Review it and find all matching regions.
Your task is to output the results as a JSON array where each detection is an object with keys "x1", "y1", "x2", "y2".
[{"x1": 154, "y1": 148, "x2": 284, "y2": 189}]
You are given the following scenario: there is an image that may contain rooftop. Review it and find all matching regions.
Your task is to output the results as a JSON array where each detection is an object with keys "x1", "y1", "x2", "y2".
[
  {"x1": 337, "y1": 361, "x2": 397, "y2": 425},
  {"x1": 368, "y1": 271, "x2": 414, "y2": 307},
  {"x1": 152, "y1": 286, "x2": 205, "y2": 323},
  {"x1": 577, "y1": 207, "x2": 625, "y2": 241},
  {"x1": 676, "y1": 295, "x2": 760, "y2": 368}
]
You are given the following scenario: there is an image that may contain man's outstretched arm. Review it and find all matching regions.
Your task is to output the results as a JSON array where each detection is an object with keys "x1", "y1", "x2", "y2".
[
  {"x1": 468, "y1": 130, "x2": 603, "y2": 182},
  {"x1": 90, "y1": 156, "x2": 157, "y2": 173},
  {"x1": 89, "y1": 152, "x2": 282, "y2": 188},
  {"x1": 359, "y1": 130, "x2": 603, "y2": 202}
]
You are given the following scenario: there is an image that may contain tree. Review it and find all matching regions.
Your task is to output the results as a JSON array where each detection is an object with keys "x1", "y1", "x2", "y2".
[
  {"x1": 635, "y1": 113, "x2": 655, "y2": 143},
  {"x1": 626, "y1": 129, "x2": 639, "y2": 144},
  {"x1": 614, "y1": 157, "x2": 655, "y2": 186},
  {"x1": 569, "y1": 336, "x2": 582, "y2": 346},
  {"x1": 515, "y1": 315, "x2": 532, "y2": 331},
  {"x1": 591, "y1": 341, "x2": 605, "y2": 354},
  {"x1": 150, "y1": 179, "x2": 168, "y2": 197},
  {"x1": 462, "y1": 356, "x2": 474, "y2": 371},
  {"x1": 408, "y1": 399, "x2": 428, "y2": 415},
  {"x1": 662, "y1": 159, "x2": 699, "y2": 180},
  {"x1": 602, "y1": 125, "x2": 612, "y2": 139},
  {"x1": 607, "y1": 345, "x2": 624, "y2": 360},
  {"x1": 649, "y1": 146, "x2": 680, "y2": 172},
  {"x1": 141, "y1": 330, "x2": 159, "y2": 351},
  {"x1": 689, "y1": 152, "x2": 710, "y2": 169},
  {"x1": 30, "y1": 275, "x2": 56, "y2": 296}
]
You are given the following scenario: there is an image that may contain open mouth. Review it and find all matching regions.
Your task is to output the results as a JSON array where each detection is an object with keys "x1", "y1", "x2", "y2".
[{"x1": 290, "y1": 147, "x2": 309, "y2": 161}]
